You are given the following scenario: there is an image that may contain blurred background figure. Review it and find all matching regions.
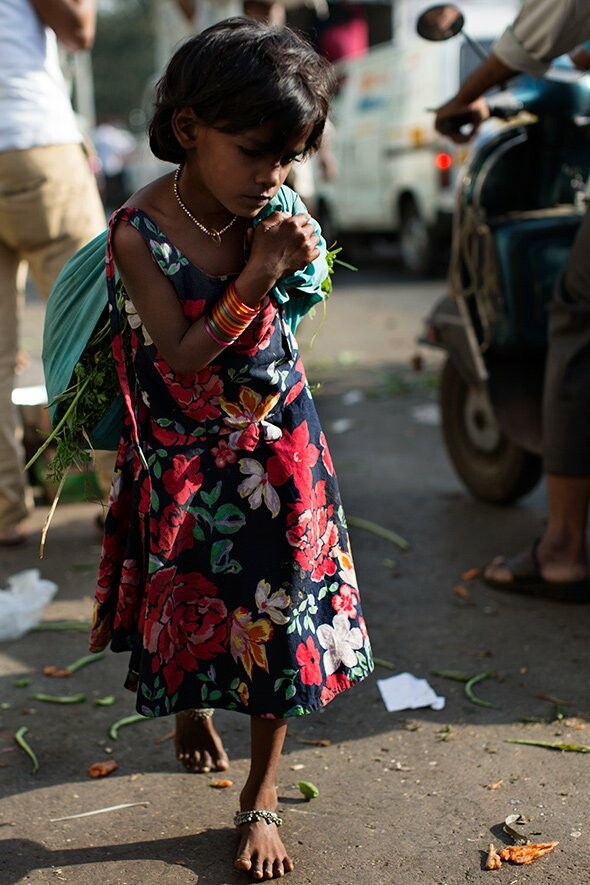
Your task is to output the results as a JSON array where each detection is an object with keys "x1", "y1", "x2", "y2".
[
  {"x1": 243, "y1": 0, "x2": 286, "y2": 25},
  {"x1": 317, "y1": 1, "x2": 368, "y2": 63},
  {"x1": 0, "y1": 0, "x2": 105, "y2": 546},
  {"x1": 91, "y1": 119, "x2": 137, "y2": 212}
]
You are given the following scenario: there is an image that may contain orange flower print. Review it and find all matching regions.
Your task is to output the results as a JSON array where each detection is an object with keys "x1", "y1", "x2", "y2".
[
  {"x1": 237, "y1": 681, "x2": 250, "y2": 705},
  {"x1": 219, "y1": 387, "x2": 280, "y2": 451},
  {"x1": 230, "y1": 606, "x2": 274, "y2": 678}
]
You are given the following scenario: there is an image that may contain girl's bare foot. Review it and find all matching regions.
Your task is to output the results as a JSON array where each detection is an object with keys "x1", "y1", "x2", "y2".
[
  {"x1": 234, "y1": 787, "x2": 294, "y2": 880},
  {"x1": 174, "y1": 710, "x2": 229, "y2": 773}
]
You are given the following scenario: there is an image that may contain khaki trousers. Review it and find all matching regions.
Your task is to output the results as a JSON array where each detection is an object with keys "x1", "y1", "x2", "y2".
[
  {"x1": 0, "y1": 143, "x2": 106, "y2": 532},
  {"x1": 543, "y1": 206, "x2": 590, "y2": 476}
]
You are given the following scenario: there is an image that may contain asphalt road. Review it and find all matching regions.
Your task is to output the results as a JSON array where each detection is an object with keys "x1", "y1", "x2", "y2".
[{"x1": 1, "y1": 259, "x2": 589, "y2": 884}]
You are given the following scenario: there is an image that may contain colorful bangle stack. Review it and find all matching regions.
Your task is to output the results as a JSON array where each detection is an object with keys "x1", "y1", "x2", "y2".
[{"x1": 204, "y1": 282, "x2": 261, "y2": 348}]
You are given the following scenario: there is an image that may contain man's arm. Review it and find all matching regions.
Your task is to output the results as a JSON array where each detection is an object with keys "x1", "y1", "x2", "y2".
[
  {"x1": 495, "y1": 0, "x2": 590, "y2": 75},
  {"x1": 434, "y1": 0, "x2": 590, "y2": 143},
  {"x1": 30, "y1": 0, "x2": 96, "y2": 51},
  {"x1": 434, "y1": 53, "x2": 517, "y2": 144}
]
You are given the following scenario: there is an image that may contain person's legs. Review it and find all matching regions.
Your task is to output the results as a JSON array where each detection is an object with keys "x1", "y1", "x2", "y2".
[
  {"x1": 234, "y1": 717, "x2": 294, "y2": 880},
  {"x1": 174, "y1": 708, "x2": 229, "y2": 773},
  {"x1": 0, "y1": 242, "x2": 30, "y2": 539},
  {"x1": 0, "y1": 149, "x2": 39, "y2": 539},
  {"x1": 485, "y1": 209, "x2": 590, "y2": 589}
]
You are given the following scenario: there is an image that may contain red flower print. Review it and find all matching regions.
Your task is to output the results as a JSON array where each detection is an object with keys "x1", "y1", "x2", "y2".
[
  {"x1": 161, "y1": 453, "x2": 203, "y2": 505},
  {"x1": 320, "y1": 671, "x2": 352, "y2": 706},
  {"x1": 153, "y1": 360, "x2": 223, "y2": 421},
  {"x1": 319, "y1": 432, "x2": 334, "y2": 475},
  {"x1": 144, "y1": 567, "x2": 229, "y2": 694},
  {"x1": 151, "y1": 420, "x2": 205, "y2": 448},
  {"x1": 211, "y1": 439, "x2": 238, "y2": 468},
  {"x1": 266, "y1": 421, "x2": 319, "y2": 491},
  {"x1": 286, "y1": 481, "x2": 339, "y2": 582},
  {"x1": 284, "y1": 357, "x2": 306, "y2": 406},
  {"x1": 233, "y1": 299, "x2": 276, "y2": 356},
  {"x1": 150, "y1": 505, "x2": 197, "y2": 561},
  {"x1": 331, "y1": 584, "x2": 359, "y2": 619},
  {"x1": 184, "y1": 297, "x2": 207, "y2": 320},
  {"x1": 112, "y1": 558, "x2": 142, "y2": 633},
  {"x1": 296, "y1": 636, "x2": 323, "y2": 685}
]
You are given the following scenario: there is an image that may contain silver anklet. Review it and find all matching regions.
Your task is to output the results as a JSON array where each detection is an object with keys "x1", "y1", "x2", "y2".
[
  {"x1": 186, "y1": 708, "x2": 214, "y2": 719},
  {"x1": 234, "y1": 809, "x2": 283, "y2": 827}
]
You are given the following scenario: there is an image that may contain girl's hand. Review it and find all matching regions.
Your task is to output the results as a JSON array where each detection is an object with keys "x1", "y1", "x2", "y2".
[{"x1": 238, "y1": 211, "x2": 320, "y2": 305}]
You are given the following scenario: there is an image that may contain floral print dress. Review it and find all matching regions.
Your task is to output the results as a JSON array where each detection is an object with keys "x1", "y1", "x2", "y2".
[{"x1": 90, "y1": 206, "x2": 373, "y2": 719}]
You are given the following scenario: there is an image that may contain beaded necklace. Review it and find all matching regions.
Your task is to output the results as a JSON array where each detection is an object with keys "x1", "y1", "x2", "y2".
[{"x1": 173, "y1": 166, "x2": 237, "y2": 246}]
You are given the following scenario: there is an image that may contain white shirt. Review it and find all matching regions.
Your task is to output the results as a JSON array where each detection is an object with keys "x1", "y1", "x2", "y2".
[
  {"x1": 0, "y1": 0, "x2": 82, "y2": 151},
  {"x1": 495, "y1": 0, "x2": 590, "y2": 76}
]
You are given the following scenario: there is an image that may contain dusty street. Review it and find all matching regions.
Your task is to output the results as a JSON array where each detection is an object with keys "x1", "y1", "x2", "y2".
[{"x1": 1, "y1": 260, "x2": 589, "y2": 884}]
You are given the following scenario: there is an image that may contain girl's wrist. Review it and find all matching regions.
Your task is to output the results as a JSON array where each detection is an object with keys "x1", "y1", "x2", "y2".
[{"x1": 235, "y1": 269, "x2": 277, "y2": 306}]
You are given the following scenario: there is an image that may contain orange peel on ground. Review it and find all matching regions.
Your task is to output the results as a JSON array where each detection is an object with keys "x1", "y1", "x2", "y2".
[
  {"x1": 485, "y1": 843, "x2": 502, "y2": 870},
  {"x1": 210, "y1": 779, "x2": 233, "y2": 789},
  {"x1": 42, "y1": 665, "x2": 72, "y2": 678},
  {"x1": 498, "y1": 842, "x2": 559, "y2": 865},
  {"x1": 461, "y1": 567, "x2": 480, "y2": 581},
  {"x1": 87, "y1": 759, "x2": 119, "y2": 778}
]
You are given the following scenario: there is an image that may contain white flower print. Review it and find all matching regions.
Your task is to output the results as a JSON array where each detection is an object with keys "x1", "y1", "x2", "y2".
[
  {"x1": 255, "y1": 579, "x2": 291, "y2": 625},
  {"x1": 261, "y1": 420, "x2": 283, "y2": 442},
  {"x1": 316, "y1": 612, "x2": 363, "y2": 675},
  {"x1": 124, "y1": 298, "x2": 153, "y2": 345},
  {"x1": 238, "y1": 458, "x2": 281, "y2": 517},
  {"x1": 149, "y1": 239, "x2": 172, "y2": 262}
]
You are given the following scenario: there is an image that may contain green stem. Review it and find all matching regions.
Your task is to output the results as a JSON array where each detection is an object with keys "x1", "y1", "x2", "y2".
[
  {"x1": 24, "y1": 374, "x2": 93, "y2": 470},
  {"x1": 347, "y1": 515, "x2": 410, "y2": 551}
]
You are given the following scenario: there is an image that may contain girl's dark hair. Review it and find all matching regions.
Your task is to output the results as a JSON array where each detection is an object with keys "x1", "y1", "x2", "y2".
[{"x1": 149, "y1": 17, "x2": 336, "y2": 164}]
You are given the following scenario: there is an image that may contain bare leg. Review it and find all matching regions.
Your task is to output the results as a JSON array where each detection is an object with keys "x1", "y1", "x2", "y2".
[
  {"x1": 234, "y1": 717, "x2": 294, "y2": 880},
  {"x1": 174, "y1": 710, "x2": 229, "y2": 773},
  {"x1": 485, "y1": 474, "x2": 590, "y2": 584}
]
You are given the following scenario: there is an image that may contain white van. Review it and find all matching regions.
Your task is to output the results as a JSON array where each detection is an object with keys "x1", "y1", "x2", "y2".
[{"x1": 315, "y1": 1, "x2": 520, "y2": 274}]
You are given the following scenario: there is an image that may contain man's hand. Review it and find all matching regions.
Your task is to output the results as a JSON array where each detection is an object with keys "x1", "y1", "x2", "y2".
[{"x1": 434, "y1": 95, "x2": 490, "y2": 144}]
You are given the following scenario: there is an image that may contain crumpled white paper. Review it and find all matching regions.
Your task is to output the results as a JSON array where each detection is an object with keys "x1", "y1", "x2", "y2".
[
  {"x1": 0, "y1": 569, "x2": 58, "y2": 642},
  {"x1": 377, "y1": 671, "x2": 446, "y2": 712}
]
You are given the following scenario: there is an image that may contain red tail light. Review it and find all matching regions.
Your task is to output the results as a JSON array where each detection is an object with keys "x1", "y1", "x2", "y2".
[{"x1": 435, "y1": 151, "x2": 453, "y2": 188}]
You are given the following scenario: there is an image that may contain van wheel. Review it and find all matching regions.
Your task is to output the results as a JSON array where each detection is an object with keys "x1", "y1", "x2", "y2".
[
  {"x1": 399, "y1": 199, "x2": 435, "y2": 275},
  {"x1": 440, "y1": 359, "x2": 542, "y2": 505}
]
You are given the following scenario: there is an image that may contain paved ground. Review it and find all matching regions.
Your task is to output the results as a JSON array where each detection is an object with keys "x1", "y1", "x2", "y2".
[{"x1": 1, "y1": 262, "x2": 589, "y2": 884}]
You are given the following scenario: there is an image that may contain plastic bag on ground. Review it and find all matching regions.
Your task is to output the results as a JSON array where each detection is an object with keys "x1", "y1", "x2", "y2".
[{"x1": 0, "y1": 569, "x2": 58, "y2": 641}]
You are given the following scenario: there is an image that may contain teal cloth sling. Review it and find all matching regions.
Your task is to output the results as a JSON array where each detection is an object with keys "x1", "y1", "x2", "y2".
[{"x1": 42, "y1": 185, "x2": 328, "y2": 451}]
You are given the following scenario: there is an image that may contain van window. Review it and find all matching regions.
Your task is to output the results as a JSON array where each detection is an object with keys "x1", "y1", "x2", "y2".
[
  {"x1": 460, "y1": 40, "x2": 493, "y2": 83},
  {"x1": 460, "y1": 40, "x2": 524, "y2": 93}
]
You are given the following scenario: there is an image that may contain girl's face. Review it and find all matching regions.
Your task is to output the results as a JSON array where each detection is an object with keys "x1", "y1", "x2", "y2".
[{"x1": 191, "y1": 120, "x2": 312, "y2": 218}]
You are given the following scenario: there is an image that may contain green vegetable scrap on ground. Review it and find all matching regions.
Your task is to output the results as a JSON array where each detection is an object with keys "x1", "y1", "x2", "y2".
[
  {"x1": 109, "y1": 713, "x2": 147, "y2": 740},
  {"x1": 506, "y1": 739, "x2": 590, "y2": 753},
  {"x1": 298, "y1": 780, "x2": 320, "y2": 800},
  {"x1": 30, "y1": 692, "x2": 86, "y2": 704},
  {"x1": 432, "y1": 669, "x2": 500, "y2": 709},
  {"x1": 65, "y1": 652, "x2": 105, "y2": 674},
  {"x1": 15, "y1": 726, "x2": 39, "y2": 774}
]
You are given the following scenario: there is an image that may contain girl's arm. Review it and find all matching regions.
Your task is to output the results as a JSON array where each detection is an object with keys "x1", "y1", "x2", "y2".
[{"x1": 112, "y1": 211, "x2": 319, "y2": 376}]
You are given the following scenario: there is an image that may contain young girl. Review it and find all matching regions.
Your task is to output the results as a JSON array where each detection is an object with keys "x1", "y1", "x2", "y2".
[{"x1": 89, "y1": 18, "x2": 373, "y2": 880}]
